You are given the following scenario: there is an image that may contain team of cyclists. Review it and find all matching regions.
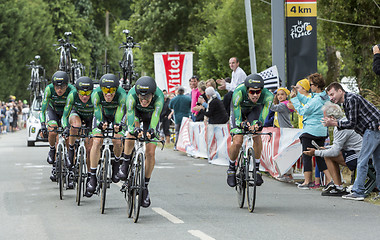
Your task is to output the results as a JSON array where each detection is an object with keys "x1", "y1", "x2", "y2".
[{"x1": 39, "y1": 70, "x2": 269, "y2": 208}]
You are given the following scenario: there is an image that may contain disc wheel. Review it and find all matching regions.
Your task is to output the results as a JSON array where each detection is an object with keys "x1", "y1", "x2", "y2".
[
  {"x1": 100, "y1": 150, "x2": 110, "y2": 214},
  {"x1": 132, "y1": 152, "x2": 145, "y2": 223},
  {"x1": 56, "y1": 145, "x2": 64, "y2": 200}
]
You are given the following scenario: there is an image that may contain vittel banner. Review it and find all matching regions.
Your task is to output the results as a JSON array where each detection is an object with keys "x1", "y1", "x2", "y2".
[
  {"x1": 285, "y1": 0, "x2": 317, "y2": 88},
  {"x1": 154, "y1": 52, "x2": 193, "y2": 93}
]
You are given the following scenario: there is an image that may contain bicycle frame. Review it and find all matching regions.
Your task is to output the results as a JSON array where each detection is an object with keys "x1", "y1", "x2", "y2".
[
  {"x1": 54, "y1": 32, "x2": 77, "y2": 84},
  {"x1": 119, "y1": 29, "x2": 140, "y2": 91}
]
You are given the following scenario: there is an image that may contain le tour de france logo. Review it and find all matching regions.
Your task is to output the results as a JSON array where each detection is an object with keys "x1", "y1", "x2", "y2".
[{"x1": 290, "y1": 20, "x2": 313, "y2": 39}]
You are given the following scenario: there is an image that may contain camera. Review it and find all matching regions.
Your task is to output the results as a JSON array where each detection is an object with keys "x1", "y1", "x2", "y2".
[{"x1": 196, "y1": 103, "x2": 201, "y2": 106}]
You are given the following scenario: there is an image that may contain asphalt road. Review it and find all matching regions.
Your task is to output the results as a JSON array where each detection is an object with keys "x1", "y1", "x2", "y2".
[{"x1": 1, "y1": 129, "x2": 380, "y2": 240}]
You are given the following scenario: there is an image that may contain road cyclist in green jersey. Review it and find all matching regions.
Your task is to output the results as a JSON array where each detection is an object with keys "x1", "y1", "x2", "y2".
[
  {"x1": 118, "y1": 76, "x2": 164, "y2": 208},
  {"x1": 85, "y1": 74, "x2": 127, "y2": 197},
  {"x1": 61, "y1": 76, "x2": 95, "y2": 189},
  {"x1": 227, "y1": 73, "x2": 274, "y2": 188},
  {"x1": 40, "y1": 71, "x2": 75, "y2": 182}
]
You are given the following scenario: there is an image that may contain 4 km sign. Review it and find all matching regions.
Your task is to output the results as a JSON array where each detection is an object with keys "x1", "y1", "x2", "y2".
[{"x1": 285, "y1": 0, "x2": 317, "y2": 88}]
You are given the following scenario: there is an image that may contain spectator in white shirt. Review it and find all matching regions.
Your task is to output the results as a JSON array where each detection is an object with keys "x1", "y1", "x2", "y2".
[{"x1": 216, "y1": 57, "x2": 247, "y2": 116}]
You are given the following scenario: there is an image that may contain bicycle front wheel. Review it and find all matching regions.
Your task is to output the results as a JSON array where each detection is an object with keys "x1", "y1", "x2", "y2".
[
  {"x1": 56, "y1": 144, "x2": 64, "y2": 200},
  {"x1": 236, "y1": 151, "x2": 245, "y2": 208},
  {"x1": 100, "y1": 149, "x2": 110, "y2": 214},
  {"x1": 76, "y1": 147, "x2": 86, "y2": 206},
  {"x1": 132, "y1": 152, "x2": 145, "y2": 223},
  {"x1": 246, "y1": 147, "x2": 257, "y2": 212}
]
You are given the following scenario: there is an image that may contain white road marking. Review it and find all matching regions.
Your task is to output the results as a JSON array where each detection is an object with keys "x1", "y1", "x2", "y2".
[
  {"x1": 193, "y1": 164, "x2": 207, "y2": 166},
  {"x1": 155, "y1": 166, "x2": 175, "y2": 169},
  {"x1": 188, "y1": 230, "x2": 215, "y2": 240},
  {"x1": 152, "y1": 207, "x2": 184, "y2": 224}
]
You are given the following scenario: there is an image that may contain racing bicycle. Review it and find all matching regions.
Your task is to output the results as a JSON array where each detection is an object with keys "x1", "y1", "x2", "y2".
[
  {"x1": 70, "y1": 126, "x2": 91, "y2": 206},
  {"x1": 119, "y1": 29, "x2": 140, "y2": 92},
  {"x1": 121, "y1": 136, "x2": 164, "y2": 223},
  {"x1": 92, "y1": 124, "x2": 123, "y2": 214},
  {"x1": 233, "y1": 130, "x2": 271, "y2": 212},
  {"x1": 49, "y1": 126, "x2": 69, "y2": 200},
  {"x1": 54, "y1": 32, "x2": 77, "y2": 84},
  {"x1": 71, "y1": 58, "x2": 85, "y2": 83},
  {"x1": 26, "y1": 55, "x2": 47, "y2": 102}
]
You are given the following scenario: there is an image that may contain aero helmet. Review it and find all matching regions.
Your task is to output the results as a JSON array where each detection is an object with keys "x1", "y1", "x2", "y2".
[
  {"x1": 99, "y1": 74, "x2": 119, "y2": 89},
  {"x1": 75, "y1": 76, "x2": 93, "y2": 92},
  {"x1": 135, "y1": 76, "x2": 157, "y2": 96},
  {"x1": 244, "y1": 73, "x2": 264, "y2": 89},
  {"x1": 52, "y1": 71, "x2": 69, "y2": 86}
]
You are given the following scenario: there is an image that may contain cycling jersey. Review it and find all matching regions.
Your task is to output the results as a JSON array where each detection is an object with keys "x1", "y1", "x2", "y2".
[
  {"x1": 125, "y1": 86, "x2": 164, "y2": 133},
  {"x1": 40, "y1": 83, "x2": 75, "y2": 123},
  {"x1": 92, "y1": 86, "x2": 127, "y2": 126},
  {"x1": 61, "y1": 89, "x2": 94, "y2": 128},
  {"x1": 232, "y1": 84, "x2": 273, "y2": 128}
]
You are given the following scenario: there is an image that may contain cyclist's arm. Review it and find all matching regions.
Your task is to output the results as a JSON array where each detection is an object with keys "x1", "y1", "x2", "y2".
[
  {"x1": 232, "y1": 90, "x2": 243, "y2": 127},
  {"x1": 115, "y1": 89, "x2": 127, "y2": 124},
  {"x1": 61, "y1": 92, "x2": 74, "y2": 128},
  {"x1": 259, "y1": 92, "x2": 274, "y2": 123},
  {"x1": 93, "y1": 92, "x2": 103, "y2": 125},
  {"x1": 126, "y1": 93, "x2": 137, "y2": 133},
  {"x1": 40, "y1": 86, "x2": 51, "y2": 123},
  {"x1": 149, "y1": 90, "x2": 164, "y2": 130}
]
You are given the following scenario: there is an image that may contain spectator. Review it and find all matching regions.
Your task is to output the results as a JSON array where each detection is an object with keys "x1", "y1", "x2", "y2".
[
  {"x1": 168, "y1": 86, "x2": 191, "y2": 150},
  {"x1": 304, "y1": 102, "x2": 362, "y2": 196},
  {"x1": 193, "y1": 81, "x2": 208, "y2": 122},
  {"x1": 206, "y1": 79, "x2": 221, "y2": 99},
  {"x1": 17, "y1": 100, "x2": 23, "y2": 129},
  {"x1": 216, "y1": 57, "x2": 247, "y2": 115},
  {"x1": 193, "y1": 87, "x2": 228, "y2": 124},
  {"x1": 290, "y1": 73, "x2": 332, "y2": 189},
  {"x1": 372, "y1": 44, "x2": 380, "y2": 75},
  {"x1": 270, "y1": 87, "x2": 295, "y2": 128},
  {"x1": 189, "y1": 76, "x2": 201, "y2": 121},
  {"x1": 159, "y1": 90, "x2": 171, "y2": 144},
  {"x1": 324, "y1": 82, "x2": 380, "y2": 201}
]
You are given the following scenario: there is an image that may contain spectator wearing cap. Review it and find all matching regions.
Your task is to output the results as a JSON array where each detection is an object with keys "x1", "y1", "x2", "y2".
[
  {"x1": 290, "y1": 73, "x2": 333, "y2": 190},
  {"x1": 270, "y1": 87, "x2": 295, "y2": 128},
  {"x1": 304, "y1": 102, "x2": 362, "y2": 196},
  {"x1": 295, "y1": 78, "x2": 311, "y2": 128},
  {"x1": 169, "y1": 86, "x2": 192, "y2": 150},
  {"x1": 193, "y1": 87, "x2": 228, "y2": 124}
]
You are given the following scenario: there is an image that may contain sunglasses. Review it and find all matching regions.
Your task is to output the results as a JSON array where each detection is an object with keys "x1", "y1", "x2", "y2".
[
  {"x1": 54, "y1": 84, "x2": 67, "y2": 90},
  {"x1": 138, "y1": 94, "x2": 153, "y2": 100},
  {"x1": 78, "y1": 90, "x2": 92, "y2": 96},
  {"x1": 248, "y1": 89, "x2": 262, "y2": 95},
  {"x1": 101, "y1": 87, "x2": 117, "y2": 94}
]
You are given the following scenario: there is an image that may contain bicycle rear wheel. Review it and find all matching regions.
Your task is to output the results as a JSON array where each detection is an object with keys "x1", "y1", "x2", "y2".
[
  {"x1": 100, "y1": 150, "x2": 110, "y2": 214},
  {"x1": 236, "y1": 151, "x2": 245, "y2": 208},
  {"x1": 246, "y1": 147, "x2": 257, "y2": 212},
  {"x1": 132, "y1": 152, "x2": 145, "y2": 223},
  {"x1": 76, "y1": 147, "x2": 85, "y2": 206},
  {"x1": 56, "y1": 145, "x2": 64, "y2": 200}
]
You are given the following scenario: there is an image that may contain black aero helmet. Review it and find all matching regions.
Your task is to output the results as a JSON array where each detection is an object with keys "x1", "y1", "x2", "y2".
[
  {"x1": 244, "y1": 73, "x2": 264, "y2": 89},
  {"x1": 75, "y1": 76, "x2": 93, "y2": 92},
  {"x1": 135, "y1": 76, "x2": 156, "y2": 96},
  {"x1": 52, "y1": 71, "x2": 69, "y2": 86},
  {"x1": 99, "y1": 74, "x2": 119, "y2": 88}
]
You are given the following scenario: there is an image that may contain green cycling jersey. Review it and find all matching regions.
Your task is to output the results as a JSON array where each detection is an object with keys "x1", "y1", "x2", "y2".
[
  {"x1": 61, "y1": 89, "x2": 94, "y2": 128},
  {"x1": 126, "y1": 86, "x2": 164, "y2": 133},
  {"x1": 92, "y1": 86, "x2": 127, "y2": 125},
  {"x1": 232, "y1": 84, "x2": 273, "y2": 128},
  {"x1": 40, "y1": 83, "x2": 75, "y2": 123}
]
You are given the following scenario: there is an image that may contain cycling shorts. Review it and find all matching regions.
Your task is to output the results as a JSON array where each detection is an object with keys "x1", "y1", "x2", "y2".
[{"x1": 46, "y1": 104, "x2": 63, "y2": 127}]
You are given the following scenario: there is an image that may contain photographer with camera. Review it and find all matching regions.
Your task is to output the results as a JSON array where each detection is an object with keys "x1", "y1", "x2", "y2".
[{"x1": 372, "y1": 44, "x2": 380, "y2": 75}]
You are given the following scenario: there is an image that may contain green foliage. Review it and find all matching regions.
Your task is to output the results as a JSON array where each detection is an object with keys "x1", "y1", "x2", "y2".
[
  {"x1": 318, "y1": 0, "x2": 380, "y2": 97},
  {"x1": 197, "y1": 0, "x2": 272, "y2": 80}
]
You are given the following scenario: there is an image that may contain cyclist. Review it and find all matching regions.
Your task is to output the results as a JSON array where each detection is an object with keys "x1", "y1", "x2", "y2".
[
  {"x1": 85, "y1": 74, "x2": 127, "y2": 197},
  {"x1": 61, "y1": 76, "x2": 94, "y2": 189},
  {"x1": 40, "y1": 71, "x2": 75, "y2": 182},
  {"x1": 118, "y1": 76, "x2": 164, "y2": 208},
  {"x1": 227, "y1": 73, "x2": 273, "y2": 187}
]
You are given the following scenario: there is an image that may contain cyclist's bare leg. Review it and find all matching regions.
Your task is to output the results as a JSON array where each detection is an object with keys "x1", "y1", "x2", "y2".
[
  {"x1": 47, "y1": 123, "x2": 58, "y2": 148},
  {"x1": 228, "y1": 135, "x2": 243, "y2": 162},
  {"x1": 118, "y1": 132, "x2": 135, "y2": 180},
  {"x1": 112, "y1": 134, "x2": 123, "y2": 158},
  {"x1": 68, "y1": 115, "x2": 81, "y2": 146},
  {"x1": 89, "y1": 135, "x2": 103, "y2": 169},
  {"x1": 145, "y1": 143, "x2": 156, "y2": 178},
  {"x1": 85, "y1": 138, "x2": 93, "y2": 172},
  {"x1": 252, "y1": 135, "x2": 262, "y2": 159}
]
